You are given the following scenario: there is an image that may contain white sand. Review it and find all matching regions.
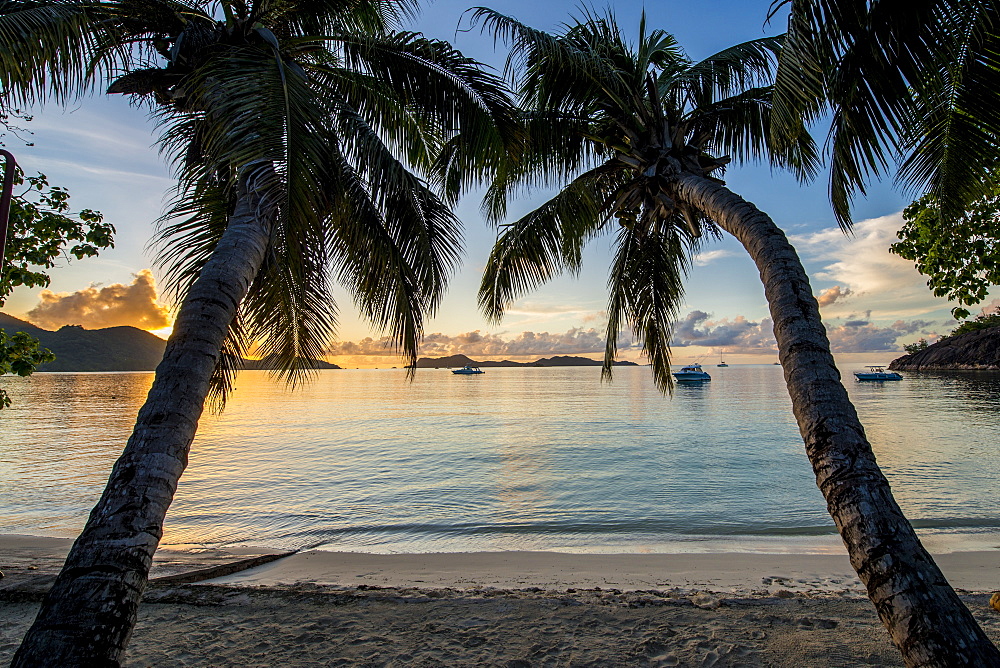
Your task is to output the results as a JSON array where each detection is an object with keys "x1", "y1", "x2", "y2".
[{"x1": 207, "y1": 549, "x2": 1000, "y2": 595}]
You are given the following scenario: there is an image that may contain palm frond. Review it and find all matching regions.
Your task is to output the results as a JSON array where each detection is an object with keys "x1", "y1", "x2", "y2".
[
  {"x1": 207, "y1": 314, "x2": 250, "y2": 412},
  {"x1": 267, "y1": 0, "x2": 419, "y2": 38},
  {"x1": 771, "y1": 0, "x2": 999, "y2": 227},
  {"x1": 604, "y1": 223, "x2": 692, "y2": 392},
  {"x1": 688, "y1": 85, "x2": 820, "y2": 181},
  {"x1": 0, "y1": 0, "x2": 217, "y2": 106},
  {"x1": 479, "y1": 163, "x2": 626, "y2": 323},
  {"x1": 896, "y1": 3, "x2": 1000, "y2": 218},
  {"x1": 328, "y1": 29, "x2": 521, "y2": 202},
  {"x1": 318, "y1": 139, "x2": 463, "y2": 369},
  {"x1": 467, "y1": 6, "x2": 582, "y2": 85},
  {"x1": 0, "y1": 0, "x2": 107, "y2": 104},
  {"x1": 480, "y1": 108, "x2": 599, "y2": 222},
  {"x1": 310, "y1": 64, "x2": 445, "y2": 178},
  {"x1": 769, "y1": 0, "x2": 835, "y2": 145},
  {"x1": 468, "y1": 5, "x2": 626, "y2": 114},
  {"x1": 674, "y1": 36, "x2": 783, "y2": 107}
]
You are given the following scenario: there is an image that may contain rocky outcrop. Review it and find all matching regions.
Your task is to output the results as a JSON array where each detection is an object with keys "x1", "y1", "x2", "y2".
[{"x1": 889, "y1": 326, "x2": 1000, "y2": 370}]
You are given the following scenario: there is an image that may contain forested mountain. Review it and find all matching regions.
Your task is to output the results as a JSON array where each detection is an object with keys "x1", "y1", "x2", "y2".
[
  {"x1": 1, "y1": 312, "x2": 168, "y2": 371},
  {"x1": 0, "y1": 313, "x2": 339, "y2": 371}
]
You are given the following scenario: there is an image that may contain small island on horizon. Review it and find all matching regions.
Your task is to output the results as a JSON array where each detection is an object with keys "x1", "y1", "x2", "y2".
[{"x1": 409, "y1": 354, "x2": 640, "y2": 368}]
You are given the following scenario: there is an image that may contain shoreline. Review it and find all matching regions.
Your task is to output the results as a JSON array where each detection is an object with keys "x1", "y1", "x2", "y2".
[
  {"x1": 4, "y1": 535, "x2": 1000, "y2": 666},
  {"x1": 3, "y1": 534, "x2": 998, "y2": 595},
  {"x1": 202, "y1": 548, "x2": 1000, "y2": 596}
]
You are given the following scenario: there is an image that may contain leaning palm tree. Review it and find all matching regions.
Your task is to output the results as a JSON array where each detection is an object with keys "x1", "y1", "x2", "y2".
[
  {"x1": 471, "y1": 9, "x2": 999, "y2": 665},
  {"x1": 2, "y1": 0, "x2": 517, "y2": 663},
  {"x1": 770, "y1": 0, "x2": 1000, "y2": 226}
]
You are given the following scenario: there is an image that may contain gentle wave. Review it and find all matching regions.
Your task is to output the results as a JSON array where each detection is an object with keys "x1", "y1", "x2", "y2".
[{"x1": 3, "y1": 366, "x2": 1000, "y2": 554}]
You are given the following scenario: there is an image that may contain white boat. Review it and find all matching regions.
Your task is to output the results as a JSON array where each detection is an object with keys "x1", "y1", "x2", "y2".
[
  {"x1": 672, "y1": 363, "x2": 711, "y2": 383},
  {"x1": 854, "y1": 366, "x2": 902, "y2": 381},
  {"x1": 452, "y1": 365, "x2": 484, "y2": 375}
]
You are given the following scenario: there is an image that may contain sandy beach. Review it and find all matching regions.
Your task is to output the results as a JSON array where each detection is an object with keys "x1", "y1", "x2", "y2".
[{"x1": 2, "y1": 535, "x2": 999, "y2": 666}]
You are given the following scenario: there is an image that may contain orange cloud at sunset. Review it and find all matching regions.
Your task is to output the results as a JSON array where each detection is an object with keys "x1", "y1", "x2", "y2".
[
  {"x1": 816, "y1": 285, "x2": 853, "y2": 307},
  {"x1": 26, "y1": 269, "x2": 171, "y2": 331}
]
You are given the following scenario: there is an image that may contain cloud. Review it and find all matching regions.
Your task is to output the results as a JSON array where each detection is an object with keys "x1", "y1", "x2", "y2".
[
  {"x1": 328, "y1": 309, "x2": 954, "y2": 360},
  {"x1": 825, "y1": 321, "x2": 906, "y2": 352},
  {"x1": 889, "y1": 319, "x2": 935, "y2": 335},
  {"x1": 671, "y1": 311, "x2": 778, "y2": 352},
  {"x1": 977, "y1": 298, "x2": 1000, "y2": 316},
  {"x1": 816, "y1": 285, "x2": 852, "y2": 307},
  {"x1": 670, "y1": 310, "x2": 946, "y2": 354},
  {"x1": 327, "y1": 327, "x2": 634, "y2": 358},
  {"x1": 26, "y1": 269, "x2": 171, "y2": 331},
  {"x1": 693, "y1": 249, "x2": 738, "y2": 266},
  {"x1": 789, "y1": 213, "x2": 948, "y2": 319}
]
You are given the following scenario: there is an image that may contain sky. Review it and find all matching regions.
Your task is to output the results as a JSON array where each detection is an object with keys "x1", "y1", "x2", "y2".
[{"x1": 2, "y1": 0, "x2": 985, "y2": 368}]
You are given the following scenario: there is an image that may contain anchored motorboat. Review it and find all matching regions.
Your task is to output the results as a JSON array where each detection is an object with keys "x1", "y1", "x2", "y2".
[
  {"x1": 672, "y1": 363, "x2": 711, "y2": 383},
  {"x1": 854, "y1": 366, "x2": 902, "y2": 381}
]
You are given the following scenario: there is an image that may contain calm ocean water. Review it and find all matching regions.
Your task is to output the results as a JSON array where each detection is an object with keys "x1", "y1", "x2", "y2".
[{"x1": 2, "y1": 365, "x2": 1000, "y2": 554}]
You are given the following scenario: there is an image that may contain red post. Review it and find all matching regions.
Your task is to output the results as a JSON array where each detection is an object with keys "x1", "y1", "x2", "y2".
[{"x1": 0, "y1": 150, "x2": 15, "y2": 268}]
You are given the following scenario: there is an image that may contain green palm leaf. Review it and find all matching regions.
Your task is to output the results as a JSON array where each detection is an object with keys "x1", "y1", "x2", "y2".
[
  {"x1": 477, "y1": 10, "x2": 811, "y2": 386},
  {"x1": 771, "y1": 0, "x2": 1000, "y2": 226},
  {"x1": 479, "y1": 164, "x2": 627, "y2": 323},
  {"x1": 675, "y1": 36, "x2": 783, "y2": 103},
  {"x1": 605, "y1": 224, "x2": 692, "y2": 391}
]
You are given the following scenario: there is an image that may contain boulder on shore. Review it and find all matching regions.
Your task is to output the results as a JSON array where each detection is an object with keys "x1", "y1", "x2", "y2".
[{"x1": 889, "y1": 326, "x2": 1000, "y2": 370}]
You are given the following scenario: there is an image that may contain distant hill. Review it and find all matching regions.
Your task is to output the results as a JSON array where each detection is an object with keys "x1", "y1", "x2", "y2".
[
  {"x1": 239, "y1": 357, "x2": 340, "y2": 371},
  {"x1": 890, "y1": 326, "x2": 1000, "y2": 370},
  {"x1": 412, "y1": 353, "x2": 639, "y2": 368},
  {"x1": 0, "y1": 313, "x2": 340, "y2": 371},
  {"x1": 535, "y1": 355, "x2": 639, "y2": 367},
  {"x1": 1, "y1": 312, "x2": 168, "y2": 371}
]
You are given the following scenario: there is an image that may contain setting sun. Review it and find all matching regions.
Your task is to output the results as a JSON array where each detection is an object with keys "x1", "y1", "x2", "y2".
[{"x1": 147, "y1": 326, "x2": 173, "y2": 340}]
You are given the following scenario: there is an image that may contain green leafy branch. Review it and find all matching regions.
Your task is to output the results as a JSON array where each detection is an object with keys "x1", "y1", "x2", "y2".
[
  {"x1": 891, "y1": 186, "x2": 1000, "y2": 320},
  {"x1": 0, "y1": 331, "x2": 55, "y2": 408},
  {"x1": 949, "y1": 308, "x2": 1000, "y2": 337},
  {"x1": 0, "y1": 169, "x2": 112, "y2": 408},
  {"x1": 1, "y1": 170, "x2": 115, "y2": 304}
]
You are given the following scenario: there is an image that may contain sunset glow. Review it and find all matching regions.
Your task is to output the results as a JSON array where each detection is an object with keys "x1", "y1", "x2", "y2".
[{"x1": 148, "y1": 326, "x2": 173, "y2": 340}]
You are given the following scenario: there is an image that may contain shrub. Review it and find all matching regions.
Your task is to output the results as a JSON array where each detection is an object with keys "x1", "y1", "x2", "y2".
[{"x1": 950, "y1": 309, "x2": 1000, "y2": 337}]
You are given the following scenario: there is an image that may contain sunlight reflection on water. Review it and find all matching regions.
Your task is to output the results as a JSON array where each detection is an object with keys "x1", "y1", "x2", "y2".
[{"x1": 2, "y1": 366, "x2": 1000, "y2": 554}]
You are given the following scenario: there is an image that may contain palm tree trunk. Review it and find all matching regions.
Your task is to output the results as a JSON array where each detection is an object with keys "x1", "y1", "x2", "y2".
[
  {"x1": 673, "y1": 171, "x2": 999, "y2": 666},
  {"x1": 12, "y1": 170, "x2": 276, "y2": 667}
]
